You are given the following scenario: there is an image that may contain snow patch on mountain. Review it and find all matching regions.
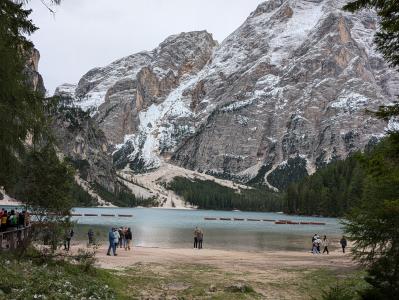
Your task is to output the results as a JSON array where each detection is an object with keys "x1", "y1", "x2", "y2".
[
  {"x1": 122, "y1": 73, "x2": 200, "y2": 170},
  {"x1": 267, "y1": 0, "x2": 324, "y2": 65}
]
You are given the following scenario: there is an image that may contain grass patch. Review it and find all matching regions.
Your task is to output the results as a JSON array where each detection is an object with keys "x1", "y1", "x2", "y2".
[
  {"x1": 0, "y1": 251, "x2": 116, "y2": 299},
  {"x1": 296, "y1": 268, "x2": 368, "y2": 300}
]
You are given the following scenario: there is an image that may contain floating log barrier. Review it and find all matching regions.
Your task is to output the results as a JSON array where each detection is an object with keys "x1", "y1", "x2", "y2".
[
  {"x1": 118, "y1": 214, "x2": 133, "y2": 217},
  {"x1": 300, "y1": 222, "x2": 310, "y2": 225},
  {"x1": 287, "y1": 221, "x2": 300, "y2": 225},
  {"x1": 204, "y1": 217, "x2": 217, "y2": 220},
  {"x1": 247, "y1": 218, "x2": 261, "y2": 221},
  {"x1": 262, "y1": 219, "x2": 275, "y2": 222},
  {"x1": 219, "y1": 217, "x2": 231, "y2": 221},
  {"x1": 275, "y1": 221, "x2": 287, "y2": 224},
  {"x1": 234, "y1": 218, "x2": 244, "y2": 221},
  {"x1": 84, "y1": 213, "x2": 98, "y2": 217},
  {"x1": 309, "y1": 222, "x2": 326, "y2": 225},
  {"x1": 71, "y1": 213, "x2": 82, "y2": 216},
  {"x1": 101, "y1": 214, "x2": 115, "y2": 217}
]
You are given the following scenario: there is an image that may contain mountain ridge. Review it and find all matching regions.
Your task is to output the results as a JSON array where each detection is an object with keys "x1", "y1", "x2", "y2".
[{"x1": 55, "y1": 0, "x2": 399, "y2": 191}]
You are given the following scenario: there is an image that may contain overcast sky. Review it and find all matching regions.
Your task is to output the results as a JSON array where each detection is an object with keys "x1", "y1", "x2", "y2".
[{"x1": 27, "y1": 0, "x2": 263, "y2": 94}]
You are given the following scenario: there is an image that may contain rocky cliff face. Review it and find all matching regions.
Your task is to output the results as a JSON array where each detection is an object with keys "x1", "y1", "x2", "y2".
[
  {"x1": 51, "y1": 101, "x2": 117, "y2": 194},
  {"x1": 57, "y1": 0, "x2": 399, "y2": 190},
  {"x1": 23, "y1": 48, "x2": 118, "y2": 205}
]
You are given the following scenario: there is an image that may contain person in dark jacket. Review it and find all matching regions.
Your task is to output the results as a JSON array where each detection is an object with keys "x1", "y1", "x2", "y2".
[
  {"x1": 193, "y1": 227, "x2": 199, "y2": 248},
  {"x1": 88, "y1": 228, "x2": 94, "y2": 245},
  {"x1": 340, "y1": 236, "x2": 347, "y2": 253},
  {"x1": 125, "y1": 227, "x2": 132, "y2": 251},
  {"x1": 118, "y1": 227, "x2": 124, "y2": 248},
  {"x1": 63, "y1": 229, "x2": 74, "y2": 251},
  {"x1": 18, "y1": 211, "x2": 25, "y2": 228},
  {"x1": 198, "y1": 228, "x2": 204, "y2": 249}
]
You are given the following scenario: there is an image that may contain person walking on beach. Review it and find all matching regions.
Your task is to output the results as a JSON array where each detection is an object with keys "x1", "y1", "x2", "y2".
[
  {"x1": 118, "y1": 227, "x2": 124, "y2": 248},
  {"x1": 113, "y1": 227, "x2": 120, "y2": 255},
  {"x1": 340, "y1": 236, "x2": 347, "y2": 253},
  {"x1": 125, "y1": 227, "x2": 132, "y2": 251},
  {"x1": 312, "y1": 238, "x2": 319, "y2": 254},
  {"x1": 322, "y1": 235, "x2": 329, "y2": 254},
  {"x1": 193, "y1": 227, "x2": 199, "y2": 248},
  {"x1": 63, "y1": 228, "x2": 74, "y2": 251},
  {"x1": 198, "y1": 228, "x2": 204, "y2": 249},
  {"x1": 311, "y1": 234, "x2": 318, "y2": 252},
  {"x1": 107, "y1": 228, "x2": 115, "y2": 256},
  {"x1": 88, "y1": 228, "x2": 94, "y2": 245}
]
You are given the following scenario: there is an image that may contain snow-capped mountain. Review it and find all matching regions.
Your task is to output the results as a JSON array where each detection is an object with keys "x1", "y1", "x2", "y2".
[{"x1": 56, "y1": 0, "x2": 399, "y2": 190}]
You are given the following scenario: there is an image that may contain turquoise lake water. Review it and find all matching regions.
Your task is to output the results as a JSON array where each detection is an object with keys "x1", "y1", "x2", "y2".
[{"x1": 71, "y1": 207, "x2": 343, "y2": 252}]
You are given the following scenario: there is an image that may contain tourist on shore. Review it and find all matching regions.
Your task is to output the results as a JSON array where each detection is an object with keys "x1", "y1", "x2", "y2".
[
  {"x1": 193, "y1": 227, "x2": 199, "y2": 248},
  {"x1": 122, "y1": 227, "x2": 128, "y2": 249},
  {"x1": 63, "y1": 228, "x2": 74, "y2": 251},
  {"x1": 312, "y1": 235, "x2": 321, "y2": 254},
  {"x1": 18, "y1": 211, "x2": 25, "y2": 229},
  {"x1": 0, "y1": 209, "x2": 7, "y2": 232},
  {"x1": 113, "y1": 227, "x2": 120, "y2": 255},
  {"x1": 312, "y1": 239, "x2": 319, "y2": 254},
  {"x1": 322, "y1": 235, "x2": 329, "y2": 254},
  {"x1": 311, "y1": 234, "x2": 319, "y2": 252},
  {"x1": 118, "y1": 227, "x2": 124, "y2": 248},
  {"x1": 88, "y1": 228, "x2": 94, "y2": 245},
  {"x1": 198, "y1": 228, "x2": 204, "y2": 249},
  {"x1": 340, "y1": 236, "x2": 347, "y2": 253},
  {"x1": 9, "y1": 209, "x2": 17, "y2": 228},
  {"x1": 107, "y1": 228, "x2": 115, "y2": 256},
  {"x1": 125, "y1": 227, "x2": 132, "y2": 251}
]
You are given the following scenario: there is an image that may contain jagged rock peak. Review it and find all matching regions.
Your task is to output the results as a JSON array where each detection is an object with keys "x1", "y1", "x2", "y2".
[{"x1": 60, "y1": 31, "x2": 217, "y2": 112}]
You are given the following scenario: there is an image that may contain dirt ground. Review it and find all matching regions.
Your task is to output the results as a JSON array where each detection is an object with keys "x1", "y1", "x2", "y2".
[
  {"x1": 90, "y1": 244, "x2": 354, "y2": 271},
  {"x1": 70, "y1": 243, "x2": 360, "y2": 299}
]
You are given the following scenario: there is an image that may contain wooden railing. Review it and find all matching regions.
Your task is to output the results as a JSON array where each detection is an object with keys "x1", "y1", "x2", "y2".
[{"x1": 0, "y1": 226, "x2": 31, "y2": 250}]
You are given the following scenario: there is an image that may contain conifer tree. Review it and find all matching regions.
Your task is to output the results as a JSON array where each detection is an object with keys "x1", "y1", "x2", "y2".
[{"x1": 0, "y1": 1, "x2": 48, "y2": 190}]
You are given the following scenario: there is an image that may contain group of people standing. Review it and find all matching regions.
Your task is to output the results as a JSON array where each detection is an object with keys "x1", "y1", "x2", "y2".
[
  {"x1": 0, "y1": 208, "x2": 29, "y2": 232},
  {"x1": 311, "y1": 234, "x2": 347, "y2": 254},
  {"x1": 193, "y1": 227, "x2": 204, "y2": 249},
  {"x1": 107, "y1": 227, "x2": 133, "y2": 256}
]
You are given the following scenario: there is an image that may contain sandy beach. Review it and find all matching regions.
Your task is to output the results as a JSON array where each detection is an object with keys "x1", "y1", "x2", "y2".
[
  {"x1": 88, "y1": 244, "x2": 354, "y2": 271},
  {"x1": 68, "y1": 244, "x2": 358, "y2": 299}
]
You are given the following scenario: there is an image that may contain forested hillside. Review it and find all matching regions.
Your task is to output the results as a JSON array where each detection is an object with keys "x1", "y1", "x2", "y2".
[
  {"x1": 168, "y1": 177, "x2": 283, "y2": 211},
  {"x1": 284, "y1": 134, "x2": 399, "y2": 217}
]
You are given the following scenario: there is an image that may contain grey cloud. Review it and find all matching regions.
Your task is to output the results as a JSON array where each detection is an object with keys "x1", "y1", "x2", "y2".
[{"x1": 27, "y1": 0, "x2": 263, "y2": 94}]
